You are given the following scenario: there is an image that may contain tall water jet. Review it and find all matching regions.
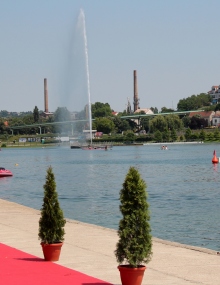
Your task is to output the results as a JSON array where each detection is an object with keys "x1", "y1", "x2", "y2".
[
  {"x1": 59, "y1": 9, "x2": 92, "y2": 145},
  {"x1": 80, "y1": 9, "x2": 92, "y2": 145}
]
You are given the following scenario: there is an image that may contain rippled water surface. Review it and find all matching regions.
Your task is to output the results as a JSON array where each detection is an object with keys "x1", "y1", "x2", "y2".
[{"x1": 0, "y1": 144, "x2": 220, "y2": 251}]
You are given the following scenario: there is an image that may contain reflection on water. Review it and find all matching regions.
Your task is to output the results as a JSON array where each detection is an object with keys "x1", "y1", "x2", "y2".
[{"x1": 0, "y1": 144, "x2": 220, "y2": 250}]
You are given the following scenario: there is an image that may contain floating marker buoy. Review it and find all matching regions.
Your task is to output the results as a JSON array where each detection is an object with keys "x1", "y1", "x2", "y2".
[{"x1": 212, "y1": 150, "x2": 219, "y2": 164}]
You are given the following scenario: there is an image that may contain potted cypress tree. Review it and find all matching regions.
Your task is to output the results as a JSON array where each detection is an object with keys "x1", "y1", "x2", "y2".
[
  {"x1": 115, "y1": 166, "x2": 152, "y2": 285},
  {"x1": 38, "y1": 166, "x2": 66, "y2": 261}
]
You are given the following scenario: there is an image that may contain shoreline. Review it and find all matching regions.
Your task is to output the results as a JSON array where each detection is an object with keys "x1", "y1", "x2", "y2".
[
  {"x1": 1, "y1": 198, "x2": 220, "y2": 285},
  {"x1": 0, "y1": 198, "x2": 216, "y2": 255}
]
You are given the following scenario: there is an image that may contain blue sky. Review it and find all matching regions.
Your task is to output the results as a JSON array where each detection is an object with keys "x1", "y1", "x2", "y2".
[{"x1": 1, "y1": 0, "x2": 220, "y2": 113}]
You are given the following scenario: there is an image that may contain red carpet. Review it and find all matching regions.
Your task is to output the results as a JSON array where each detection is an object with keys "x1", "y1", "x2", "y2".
[{"x1": 0, "y1": 243, "x2": 113, "y2": 285}]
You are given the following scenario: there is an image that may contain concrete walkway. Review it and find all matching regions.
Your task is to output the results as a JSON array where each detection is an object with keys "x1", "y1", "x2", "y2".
[{"x1": 0, "y1": 198, "x2": 219, "y2": 285}]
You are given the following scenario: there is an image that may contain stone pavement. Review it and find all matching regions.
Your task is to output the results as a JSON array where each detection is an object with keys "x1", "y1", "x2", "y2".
[{"x1": 0, "y1": 198, "x2": 219, "y2": 285}]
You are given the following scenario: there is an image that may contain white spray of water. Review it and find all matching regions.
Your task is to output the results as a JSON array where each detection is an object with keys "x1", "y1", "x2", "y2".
[{"x1": 80, "y1": 9, "x2": 92, "y2": 144}]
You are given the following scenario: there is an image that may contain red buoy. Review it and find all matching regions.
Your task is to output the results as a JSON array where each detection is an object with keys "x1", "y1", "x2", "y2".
[{"x1": 212, "y1": 150, "x2": 219, "y2": 164}]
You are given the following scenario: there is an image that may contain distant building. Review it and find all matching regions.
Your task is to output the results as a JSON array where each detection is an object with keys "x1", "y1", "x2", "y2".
[
  {"x1": 189, "y1": 111, "x2": 215, "y2": 126},
  {"x1": 134, "y1": 108, "x2": 154, "y2": 115},
  {"x1": 212, "y1": 111, "x2": 220, "y2": 127},
  {"x1": 41, "y1": 111, "x2": 53, "y2": 118},
  {"x1": 112, "y1": 111, "x2": 119, "y2": 116},
  {"x1": 207, "y1": 85, "x2": 220, "y2": 104}
]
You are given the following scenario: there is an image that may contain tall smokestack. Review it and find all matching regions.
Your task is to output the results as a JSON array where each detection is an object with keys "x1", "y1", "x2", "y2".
[
  {"x1": 44, "y1": 78, "x2": 48, "y2": 113},
  {"x1": 133, "y1": 70, "x2": 139, "y2": 112}
]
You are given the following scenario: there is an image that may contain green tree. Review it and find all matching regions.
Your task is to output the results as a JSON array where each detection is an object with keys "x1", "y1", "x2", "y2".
[
  {"x1": 124, "y1": 131, "x2": 136, "y2": 142},
  {"x1": 38, "y1": 166, "x2": 66, "y2": 244},
  {"x1": 185, "y1": 128, "x2": 192, "y2": 141},
  {"x1": 33, "y1": 106, "x2": 39, "y2": 123},
  {"x1": 150, "y1": 116, "x2": 167, "y2": 133},
  {"x1": 161, "y1": 107, "x2": 174, "y2": 113},
  {"x1": 213, "y1": 129, "x2": 220, "y2": 141},
  {"x1": 179, "y1": 134, "x2": 184, "y2": 141},
  {"x1": 53, "y1": 107, "x2": 71, "y2": 134},
  {"x1": 214, "y1": 103, "x2": 220, "y2": 111},
  {"x1": 54, "y1": 107, "x2": 71, "y2": 122},
  {"x1": 199, "y1": 129, "x2": 206, "y2": 141},
  {"x1": 115, "y1": 167, "x2": 152, "y2": 267},
  {"x1": 182, "y1": 116, "x2": 191, "y2": 128},
  {"x1": 165, "y1": 114, "x2": 183, "y2": 131},
  {"x1": 150, "y1": 107, "x2": 158, "y2": 114},
  {"x1": 154, "y1": 130, "x2": 162, "y2": 142},
  {"x1": 94, "y1": 117, "x2": 115, "y2": 134},
  {"x1": 177, "y1": 93, "x2": 211, "y2": 111},
  {"x1": 206, "y1": 132, "x2": 214, "y2": 141},
  {"x1": 140, "y1": 117, "x2": 150, "y2": 133},
  {"x1": 162, "y1": 129, "x2": 170, "y2": 142},
  {"x1": 171, "y1": 129, "x2": 178, "y2": 141},
  {"x1": 92, "y1": 102, "x2": 112, "y2": 118},
  {"x1": 112, "y1": 116, "x2": 131, "y2": 133},
  {"x1": 190, "y1": 132, "x2": 199, "y2": 141}
]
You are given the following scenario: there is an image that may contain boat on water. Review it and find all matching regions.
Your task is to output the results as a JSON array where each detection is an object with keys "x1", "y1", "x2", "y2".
[
  {"x1": 0, "y1": 167, "x2": 13, "y2": 177},
  {"x1": 70, "y1": 145, "x2": 81, "y2": 149},
  {"x1": 81, "y1": 145, "x2": 112, "y2": 150}
]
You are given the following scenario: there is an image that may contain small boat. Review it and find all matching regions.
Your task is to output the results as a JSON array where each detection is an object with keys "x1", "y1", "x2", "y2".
[
  {"x1": 81, "y1": 145, "x2": 112, "y2": 150},
  {"x1": 0, "y1": 167, "x2": 13, "y2": 177}
]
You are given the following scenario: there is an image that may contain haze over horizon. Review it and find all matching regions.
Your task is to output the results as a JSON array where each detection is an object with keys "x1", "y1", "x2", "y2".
[{"x1": 0, "y1": 1, "x2": 219, "y2": 113}]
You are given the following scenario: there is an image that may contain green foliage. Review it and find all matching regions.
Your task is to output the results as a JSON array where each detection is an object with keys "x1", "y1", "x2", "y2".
[
  {"x1": 154, "y1": 130, "x2": 162, "y2": 142},
  {"x1": 150, "y1": 107, "x2": 158, "y2": 114},
  {"x1": 140, "y1": 117, "x2": 150, "y2": 133},
  {"x1": 179, "y1": 135, "x2": 184, "y2": 141},
  {"x1": 182, "y1": 116, "x2": 191, "y2": 128},
  {"x1": 177, "y1": 93, "x2": 211, "y2": 111},
  {"x1": 206, "y1": 132, "x2": 214, "y2": 141},
  {"x1": 91, "y1": 102, "x2": 112, "y2": 118},
  {"x1": 185, "y1": 128, "x2": 192, "y2": 141},
  {"x1": 199, "y1": 129, "x2": 206, "y2": 141},
  {"x1": 53, "y1": 107, "x2": 71, "y2": 134},
  {"x1": 124, "y1": 131, "x2": 136, "y2": 142},
  {"x1": 53, "y1": 107, "x2": 71, "y2": 122},
  {"x1": 161, "y1": 107, "x2": 174, "y2": 113},
  {"x1": 115, "y1": 167, "x2": 152, "y2": 267},
  {"x1": 214, "y1": 103, "x2": 220, "y2": 111},
  {"x1": 38, "y1": 166, "x2": 66, "y2": 244},
  {"x1": 112, "y1": 116, "x2": 131, "y2": 133},
  {"x1": 162, "y1": 129, "x2": 170, "y2": 142},
  {"x1": 1, "y1": 143, "x2": 6, "y2": 147},
  {"x1": 213, "y1": 129, "x2": 220, "y2": 140},
  {"x1": 94, "y1": 117, "x2": 115, "y2": 134},
  {"x1": 171, "y1": 129, "x2": 178, "y2": 141},
  {"x1": 33, "y1": 106, "x2": 39, "y2": 123},
  {"x1": 190, "y1": 132, "x2": 199, "y2": 140},
  {"x1": 149, "y1": 114, "x2": 183, "y2": 133}
]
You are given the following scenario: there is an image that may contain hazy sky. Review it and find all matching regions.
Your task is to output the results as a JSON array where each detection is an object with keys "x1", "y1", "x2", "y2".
[{"x1": 1, "y1": 0, "x2": 220, "y2": 113}]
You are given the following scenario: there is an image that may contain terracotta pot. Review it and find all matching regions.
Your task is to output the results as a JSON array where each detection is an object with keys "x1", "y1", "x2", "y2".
[
  {"x1": 118, "y1": 265, "x2": 146, "y2": 285},
  {"x1": 41, "y1": 242, "x2": 63, "y2": 261}
]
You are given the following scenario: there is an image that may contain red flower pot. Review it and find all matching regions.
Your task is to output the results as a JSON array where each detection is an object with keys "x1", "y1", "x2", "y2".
[
  {"x1": 118, "y1": 265, "x2": 146, "y2": 285},
  {"x1": 41, "y1": 242, "x2": 63, "y2": 261}
]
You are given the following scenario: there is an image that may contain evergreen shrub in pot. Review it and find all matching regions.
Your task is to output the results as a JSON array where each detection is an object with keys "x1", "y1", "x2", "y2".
[
  {"x1": 115, "y1": 166, "x2": 152, "y2": 285},
  {"x1": 38, "y1": 166, "x2": 66, "y2": 261}
]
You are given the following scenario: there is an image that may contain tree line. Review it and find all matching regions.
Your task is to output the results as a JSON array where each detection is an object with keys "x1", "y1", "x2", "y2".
[{"x1": 0, "y1": 92, "x2": 219, "y2": 143}]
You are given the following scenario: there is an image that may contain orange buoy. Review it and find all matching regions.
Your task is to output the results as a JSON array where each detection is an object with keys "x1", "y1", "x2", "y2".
[{"x1": 212, "y1": 150, "x2": 219, "y2": 164}]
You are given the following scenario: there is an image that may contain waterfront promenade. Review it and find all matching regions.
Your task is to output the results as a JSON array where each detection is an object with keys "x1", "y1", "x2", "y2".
[{"x1": 0, "y1": 198, "x2": 219, "y2": 285}]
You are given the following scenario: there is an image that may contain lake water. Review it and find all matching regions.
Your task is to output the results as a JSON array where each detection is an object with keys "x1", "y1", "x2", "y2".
[{"x1": 0, "y1": 143, "x2": 220, "y2": 251}]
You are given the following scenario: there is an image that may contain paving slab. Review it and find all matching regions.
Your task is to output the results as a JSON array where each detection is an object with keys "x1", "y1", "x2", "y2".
[{"x1": 0, "y1": 198, "x2": 219, "y2": 285}]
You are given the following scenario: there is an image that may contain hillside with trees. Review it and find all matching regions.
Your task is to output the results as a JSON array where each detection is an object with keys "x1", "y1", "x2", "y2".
[{"x1": 0, "y1": 92, "x2": 220, "y2": 144}]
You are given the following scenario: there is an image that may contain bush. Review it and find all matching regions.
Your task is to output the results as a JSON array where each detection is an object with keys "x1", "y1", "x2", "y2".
[
  {"x1": 38, "y1": 166, "x2": 66, "y2": 244},
  {"x1": 115, "y1": 167, "x2": 152, "y2": 267}
]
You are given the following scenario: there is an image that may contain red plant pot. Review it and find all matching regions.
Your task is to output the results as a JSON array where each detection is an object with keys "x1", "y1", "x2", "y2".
[
  {"x1": 118, "y1": 265, "x2": 146, "y2": 285},
  {"x1": 41, "y1": 242, "x2": 63, "y2": 261}
]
